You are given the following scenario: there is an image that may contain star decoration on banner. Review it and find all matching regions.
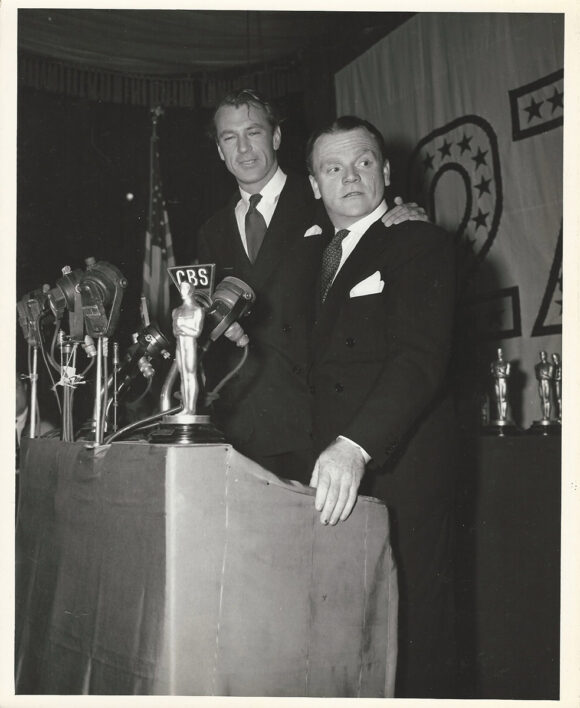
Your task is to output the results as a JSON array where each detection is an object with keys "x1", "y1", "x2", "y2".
[
  {"x1": 438, "y1": 139, "x2": 452, "y2": 159},
  {"x1": 408, "y1": 115, "x2": 502, "y2": 275},
  {"x1": 472, "y1": 208, "x2": 489, "y2": 230},
  {"x1": 457, "y1": 133, "x2": 472, "y2": 154},
  {"x1": 524, "y1": 96, "x2": 543, "y2": 122},
  {"x1": 509, "y1": 70, "x2": 563, "y2": 141},
  {"x1": 474, "y1": 176, "x2": 492, "y2": 197},
  {"x1": 547, "y1": 87, "x2": 563, "y2": 113},
  {"x1": 422, "y1": 152, "x2": 434, "y2": 170},
  {"x1": 471, "y1": 147, "x2": 488, "y2": 169}
]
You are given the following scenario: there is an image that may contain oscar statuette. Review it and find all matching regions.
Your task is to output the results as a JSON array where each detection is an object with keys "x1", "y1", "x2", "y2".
[
  {"x1": 527, "y1": 351, "x2": 561, "y2": 436},
  {"x1": 483, "y1": 347, "x2": 518, "y2": 436}
]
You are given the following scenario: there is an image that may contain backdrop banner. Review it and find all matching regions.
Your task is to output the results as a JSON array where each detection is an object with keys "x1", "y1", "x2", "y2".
[{"x1": 336, "y1": 13, "x2": 563, "y2": 429}]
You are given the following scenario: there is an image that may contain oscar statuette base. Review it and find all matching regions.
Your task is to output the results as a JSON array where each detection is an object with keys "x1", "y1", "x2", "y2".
[
  {"x1": 527, "y1": 419, "x2": 561, "y2": 437},
  {"x1": 148, "y1": 413, "x2": 225, "y2": 445},
  {"x1": 481, "y1": 419, "x2": 520, "y2": 437}
]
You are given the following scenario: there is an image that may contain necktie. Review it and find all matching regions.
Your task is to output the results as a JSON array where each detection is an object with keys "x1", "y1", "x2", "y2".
[
  {"x1": 245, "y1": 193, "x2": 267, "y2": 263},
  {"x1": 320, "y1": 229, "x2": 349, "y2": 302}
]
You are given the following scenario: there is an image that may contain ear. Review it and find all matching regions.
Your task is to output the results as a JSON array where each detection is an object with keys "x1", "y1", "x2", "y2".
[
  {"x1": 383, "y1": 159, "x2": 390, "y2": 187},
  {"x1": 272, "y1": 125, "x2": 281, "y2": 151},
  {"x1": 309, "y1": 174, "x2": 322, "y2": 200},
  {"x1": 217, "y1": 143, "x2": 225, "y2": 163}
]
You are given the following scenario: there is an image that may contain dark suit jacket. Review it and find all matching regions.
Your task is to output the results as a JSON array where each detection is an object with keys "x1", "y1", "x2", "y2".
[
  {"x1": 197, "y1": 172, "x2": 326, "y2": 458},
  {"x1": 310, "y1": 218, "x2": 457, "y2": 513}
]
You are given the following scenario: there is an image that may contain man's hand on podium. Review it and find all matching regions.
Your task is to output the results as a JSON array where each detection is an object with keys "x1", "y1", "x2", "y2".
[{"x1": 309, "y1": 438, "x2": 366, "y2": 526}]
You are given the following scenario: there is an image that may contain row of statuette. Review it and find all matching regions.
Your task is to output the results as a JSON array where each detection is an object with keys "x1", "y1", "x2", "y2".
[{"x1": 485, "y1": 348, "x2": 561, "y2": 436}]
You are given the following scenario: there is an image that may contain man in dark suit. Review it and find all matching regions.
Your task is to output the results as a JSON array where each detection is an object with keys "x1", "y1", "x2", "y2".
[
  {"x1": 198, "y1": 90, "x2": 425, "y2": 482},
  {"x1": 306, "y1": 115, "x2": 458, "y2": 697}
]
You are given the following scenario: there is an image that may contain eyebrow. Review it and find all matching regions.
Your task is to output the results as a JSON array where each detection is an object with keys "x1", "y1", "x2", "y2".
[
  {"x1": 355, "y1": 148, "x2": 378, "y2": 159},
  {"x1": 218, "y1": 123, "x2": 265, "y2": 139},
  {"x1": 319, "y1": 148, "x2": 378, "y2": 166}
]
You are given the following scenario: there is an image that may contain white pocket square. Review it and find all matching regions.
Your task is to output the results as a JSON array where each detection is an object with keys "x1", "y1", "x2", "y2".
[
  {"x1": 303, "y1": 224, "x2": 323, "y2": 237},
  {"x1": 349, "y1": 271, "x2": 385, "y2": 297}
]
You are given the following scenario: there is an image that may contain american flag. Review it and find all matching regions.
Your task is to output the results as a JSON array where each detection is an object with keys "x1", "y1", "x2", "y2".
[{"x1": 142, "y1": 107, "x2": 175, "y2": 333}]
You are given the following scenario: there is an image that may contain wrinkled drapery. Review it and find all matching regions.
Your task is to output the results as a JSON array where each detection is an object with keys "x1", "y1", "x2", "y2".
[
  {"x1": 18, "y1": 52, "x2": 303, "y2": 109},
  {"x1": 16, "y1": 439, "x2": 398, "y2": 697}
]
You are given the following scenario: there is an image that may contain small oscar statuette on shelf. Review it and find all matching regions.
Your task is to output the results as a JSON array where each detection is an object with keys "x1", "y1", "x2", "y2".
[
  {"x1": 528, "y1": 350, "x2": 561, "y2": 435},
  {"x1": 483, "y1": 347, "x2": 518, "y2": 436},
  {"x1": 552, "y1": 353, "x2": 562, "y2": 424}
]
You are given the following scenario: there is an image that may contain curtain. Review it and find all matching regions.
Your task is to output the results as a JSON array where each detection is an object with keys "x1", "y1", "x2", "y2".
[{"x1": 19, "y1": 52, "x2": 303, "y2": 109}]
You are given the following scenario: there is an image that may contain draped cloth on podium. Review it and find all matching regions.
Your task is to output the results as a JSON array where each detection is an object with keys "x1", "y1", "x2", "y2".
[{"x1": 15, "y1": 439, "x2": 398, "y2": 697}]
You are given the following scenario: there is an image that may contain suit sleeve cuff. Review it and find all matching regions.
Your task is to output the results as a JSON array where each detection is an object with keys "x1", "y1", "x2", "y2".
[{"x1": 338, "y1": 435, "x2": 371, "y2": 463}]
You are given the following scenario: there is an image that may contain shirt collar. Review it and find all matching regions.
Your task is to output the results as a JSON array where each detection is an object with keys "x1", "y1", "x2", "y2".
[
  {"x1": 335, "y1": 200, "x2": 388, "y2": 236},
  {"x1": 239, "y1": 166, "x2": 286, "y2": 205}
]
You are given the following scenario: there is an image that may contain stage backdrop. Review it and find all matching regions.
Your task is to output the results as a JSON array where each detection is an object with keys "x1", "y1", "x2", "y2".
[{"x1": 335, "y1": 13, "x2": 563, "y2": 429}]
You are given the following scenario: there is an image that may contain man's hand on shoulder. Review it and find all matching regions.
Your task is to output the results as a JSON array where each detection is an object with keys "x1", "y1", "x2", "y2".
[
  {"x1": 309, "y1": 438, "x2": 366, "y2": 525},
  {"x1": 382, "y1": 196, "x2": 428, "y2": 227}
]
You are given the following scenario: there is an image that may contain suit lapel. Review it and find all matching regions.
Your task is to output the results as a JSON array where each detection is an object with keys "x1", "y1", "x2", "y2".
[
  {"x1": 248, "y1": 175, "x2": 314, "y2": 290},
  {"x1": 214, "y1": 192, "x2": 248, "y2": 270}
]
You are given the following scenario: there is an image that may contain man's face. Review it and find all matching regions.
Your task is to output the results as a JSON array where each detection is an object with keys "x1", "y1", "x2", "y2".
[
  {"x1": 309, "y1": 127, "x2": 390, "y2": 229},
  {"x1": 215, "y1": 103, "x2": 281, "y2": 194}
]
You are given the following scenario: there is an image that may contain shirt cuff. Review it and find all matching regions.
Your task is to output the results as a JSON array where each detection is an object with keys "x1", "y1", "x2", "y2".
[{"x1": 338, "y1": 435, "x2": 371, "y2": 463}]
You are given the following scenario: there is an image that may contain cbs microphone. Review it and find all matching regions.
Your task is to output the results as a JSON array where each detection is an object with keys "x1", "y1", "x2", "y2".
[{"x1": 199, "y1": 276, "x2": 255, "y2": 351}]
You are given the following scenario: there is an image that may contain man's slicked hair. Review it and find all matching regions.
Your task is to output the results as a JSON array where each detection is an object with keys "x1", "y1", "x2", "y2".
[
  {"x1": 305, "y1": 116, "x2": 387, "y2": 174},
  {"x1": 209, "y1": 88, "x2": 281, "y2": 140}
]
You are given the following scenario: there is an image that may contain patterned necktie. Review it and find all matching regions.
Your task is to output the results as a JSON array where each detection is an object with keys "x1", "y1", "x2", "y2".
[
  {"x1": 245, "y1": 193, "x2": 267, "y2": 263},
  {"x1": 320, "y1": 229, "x2": 349, "y2": 302}
]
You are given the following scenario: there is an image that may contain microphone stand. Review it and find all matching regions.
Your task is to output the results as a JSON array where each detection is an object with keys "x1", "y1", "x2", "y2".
[
  {"x1": 112, "y1": 342, "x2": 119, "y2": 433},
  {"x1": 93, "y1": 337, "x2": 105, "y2": 445},
  {"x1": 29, "y1": 346, "x2": 39, "y2": 439}
]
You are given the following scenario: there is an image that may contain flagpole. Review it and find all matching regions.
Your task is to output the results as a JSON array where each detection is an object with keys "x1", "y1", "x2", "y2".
[{"x1": 148, "y1": 106, "x2": 163, "y2": 248}]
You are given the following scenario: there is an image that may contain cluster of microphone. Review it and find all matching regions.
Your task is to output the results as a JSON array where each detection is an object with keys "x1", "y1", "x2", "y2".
[{"x1": 17, "y1": 257, "x2": 255, "y2": 446}]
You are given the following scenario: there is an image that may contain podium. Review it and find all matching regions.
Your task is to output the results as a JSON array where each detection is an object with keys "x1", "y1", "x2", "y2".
[{"x1": 15, "y1": 439, "x2": 398, "y2": 697}]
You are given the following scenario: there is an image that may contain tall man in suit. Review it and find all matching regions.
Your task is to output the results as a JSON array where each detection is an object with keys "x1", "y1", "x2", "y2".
[
  {"x1": 306, "y1": 116, "x2": 458, "y2": 697},
  {"x1": 198, "y1": 89, "x2": 425, "y2": 482}
]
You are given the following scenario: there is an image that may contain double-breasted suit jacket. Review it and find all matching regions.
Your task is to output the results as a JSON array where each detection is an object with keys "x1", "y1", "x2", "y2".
[
  {"x1": 310, "y1": 217, "x2": 457, "y2": 513},
  {"x1": 197, "y1": 173, "x2": 326, "y2": 461}
]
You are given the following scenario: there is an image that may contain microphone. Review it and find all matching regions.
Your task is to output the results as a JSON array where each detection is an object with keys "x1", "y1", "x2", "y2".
[
  {"x1": 112, "y1": 322, "x2": 172, "y2": 399},
  {"x1": 199, "y1": 276, "x2": 255, "y2": 350},
  {"x1": 78, "y1": 260, "x2": 128, "y2": 338},
  {"x1": 47, "y1": 267, "x2": 83, "y2": 320},
  {"x1": 47, "y1": 266, "x2": 85, "y2": 341},
  {"x1": 17, "y1": 285, "x2": 50, "y2": 346}
]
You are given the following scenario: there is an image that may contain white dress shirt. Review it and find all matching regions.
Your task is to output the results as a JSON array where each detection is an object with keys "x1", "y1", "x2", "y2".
[{"x1": 235, "y1": 167, "x2": 287, "y2": 256}]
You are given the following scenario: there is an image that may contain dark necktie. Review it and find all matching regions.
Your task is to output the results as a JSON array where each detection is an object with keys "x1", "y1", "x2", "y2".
[
  {"x1": 245, "y1": 193, "x2": 267, "y2": 263},
  {"x1": 320, "y1": 229, "x2": 349, "y2": 302}
]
